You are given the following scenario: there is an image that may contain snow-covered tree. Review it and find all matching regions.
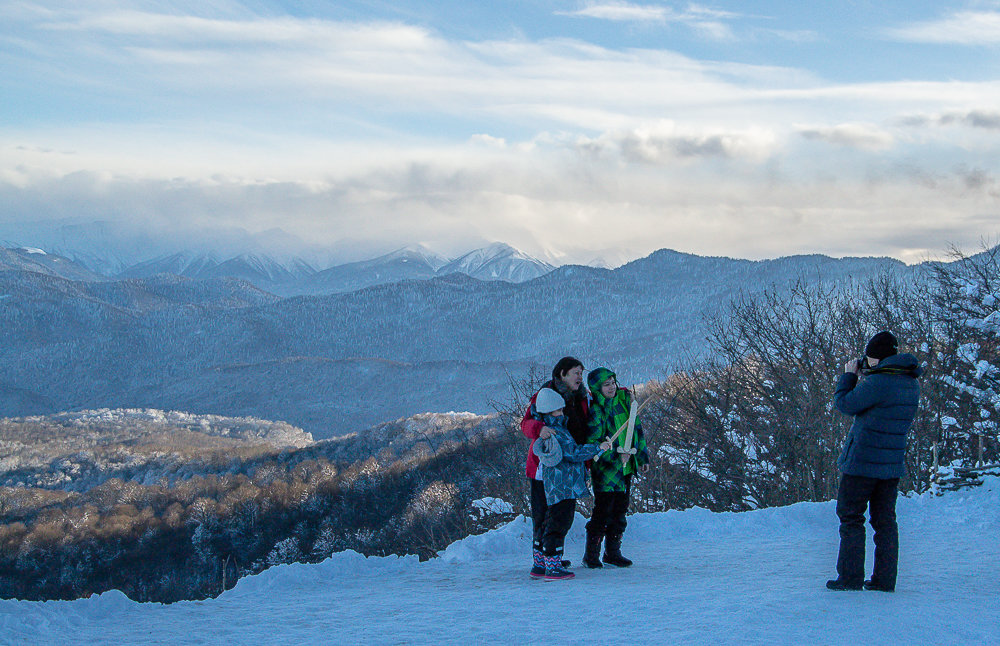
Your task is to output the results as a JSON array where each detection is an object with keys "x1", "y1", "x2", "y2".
[{"x1": 927, "y1": 245, "x2": 1000, "y2": 467}]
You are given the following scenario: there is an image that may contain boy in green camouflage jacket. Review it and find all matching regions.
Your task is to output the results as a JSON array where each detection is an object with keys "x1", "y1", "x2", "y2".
[{"x1": 583, "y1": 367, "x2": 650, "y2": 568}]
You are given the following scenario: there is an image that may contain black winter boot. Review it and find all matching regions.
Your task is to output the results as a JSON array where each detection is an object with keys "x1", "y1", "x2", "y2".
[
  {"x1": 863, "y1": 579, "x2": 894, "y2": 592},
  {"x1": 583, "y1": 531, "x2": 604, "y2": 569},
  {"x1": 602, "y1": 534, "x2": 632, "y2": 567}
]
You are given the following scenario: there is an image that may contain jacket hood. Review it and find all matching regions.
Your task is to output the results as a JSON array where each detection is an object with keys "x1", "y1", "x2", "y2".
[
  {"x1": 532, "y1": 433, "x2": 563, "y2": 467},
  {"x1": 870, "y1": 352, "x2": 923, "y2": 378},
  {"x1": 587, "y1": 367, "x2": 616, "y2": 397}
]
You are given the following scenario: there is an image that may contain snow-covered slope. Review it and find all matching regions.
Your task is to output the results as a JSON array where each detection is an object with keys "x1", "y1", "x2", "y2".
[
  {"x1": 201, "y1": 253, "x2": 315, "y2": 287},
  {"x1": 0, "y1": 408, "x2": 313, "y2": 489},
  {"x1": 118, "y1": 252, "x2": 316, "y2": 295},
  {"x1": 300, "y1": 245, "x2": 447, "y2": 294},
  {"x1": 4, "y1": 480, "x2": 998, "y2": 644},
  {"x1": 0, "y1": 247, "x2": 105, "y2": 282},
  {"x1": 117, "y1": 251, "x2": 221, "y2": 280},
  {"x1": 438, "y1": 242, "x2": 555, "y2": 282}
]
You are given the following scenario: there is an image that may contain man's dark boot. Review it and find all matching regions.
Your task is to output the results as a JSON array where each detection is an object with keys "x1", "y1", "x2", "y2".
[
  {"x1": 583, "y1": 531, "x2": 604, "y2": 569},
  {"x1": 864, "y1": 579, "x2": 895, "y2": 592},
  {"x1": 602, "y1": 534, "x2": 632, "y2": 567},
  {"x1": 826, "y1": 579, "x2": 863, "y2": 591}
]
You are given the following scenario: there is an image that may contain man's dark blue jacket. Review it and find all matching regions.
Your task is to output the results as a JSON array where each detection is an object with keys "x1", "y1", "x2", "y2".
[{"x1": 834, "y1": 353, "x2": 922, "y2": 479}]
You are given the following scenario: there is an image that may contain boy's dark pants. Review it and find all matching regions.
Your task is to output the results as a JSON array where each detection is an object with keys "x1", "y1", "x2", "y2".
[
  {"x1": 586, "y1": 476, "x2": 631, "y2": 538},
  {"x1": 530, "y1": 480, "x2": 575, "y2": 555},
  {"x1": 530, "y1": 479, "x2": 547, "y2": 551},
  {"x1": 541, "y1": 499, "x2": 576, "y2": 556},
  {"x1": 836, "y1": 474, "x2": 900, "y2": 587}
]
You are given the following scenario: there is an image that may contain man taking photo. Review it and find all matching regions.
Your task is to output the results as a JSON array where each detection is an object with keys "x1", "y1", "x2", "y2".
[{"x1": 827, "y1": 331, "x2": 922, "y2": 593}]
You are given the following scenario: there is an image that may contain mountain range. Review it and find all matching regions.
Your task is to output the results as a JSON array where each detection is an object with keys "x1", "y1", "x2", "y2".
[
  {"x1": 45, "y1": 242, "x2": 553, "y2": 296},
  {"x1": 0, "y1": 243, "x2": 914, "y2": 439}
]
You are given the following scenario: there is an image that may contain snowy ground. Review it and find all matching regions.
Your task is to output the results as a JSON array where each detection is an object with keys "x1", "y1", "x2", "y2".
[{"x1": 3, "y1": 479, "x2": 999, "y2": 646}]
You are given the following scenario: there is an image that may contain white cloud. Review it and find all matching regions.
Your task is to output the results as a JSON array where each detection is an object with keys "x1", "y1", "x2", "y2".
[
  {"x1": 797, "y1": 123, "x2": 894, "y2": 150},
  {"x1": 4, "y1": 129, "x2": 994, "y2": 266},
  {"x1": 557, "y1": 1, "x2": 738, "y2": 39},
  {"x1": 25, "y1": 5, "x2": 992, "y2": 136},
  {"x1": 887, "y1": 11, "x2": 1000, "y2": 45},
  {"x1": 898, "y1": 109, "x2": 1000, "y2": 132},
  {"x1": 470, "y1": 134, "x2": 507, "y2": 148},
  {"x1": 941, "y1": 110, "x2": 1000, "y2": 130},
  {"x1": 559, "y1": 2, "x2": 670, "y2": 22},
  {"x1": 689, "y1": 20, "x2": 735, "y2": 41},
  {"x1": 576, "y1": 122, "x2": 778, "y2": 163}
]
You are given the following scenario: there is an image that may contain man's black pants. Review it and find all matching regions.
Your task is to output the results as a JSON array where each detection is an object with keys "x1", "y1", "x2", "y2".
[{"x1": 836, "y1": 474, "x2": 900, "y2": 587}]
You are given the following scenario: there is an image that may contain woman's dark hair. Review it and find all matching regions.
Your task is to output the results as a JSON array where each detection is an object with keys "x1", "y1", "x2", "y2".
[{"x1": 551, "y1": 356, "x2": 584, "y2": 382}]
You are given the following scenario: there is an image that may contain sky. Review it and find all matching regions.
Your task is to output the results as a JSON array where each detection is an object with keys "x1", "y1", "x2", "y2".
[
  {"x1": 3, "y1": 480, "x2": 999, "y2": 643},
  {"x1": 2, "y1": 1, "x2": 1000, "y2": 265}
]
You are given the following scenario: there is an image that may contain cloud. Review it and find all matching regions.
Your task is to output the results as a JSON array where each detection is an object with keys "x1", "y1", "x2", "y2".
[
  {"x1": 45, "y1": 8, "x2": 437, "y2": 50},
  {"x1": 899, "y1": 109, "x2": 1000, "y2": 130},
  {"x1": 3, "y1": 5, "x2": 1000, "y2": 265},
  {"x1": 796, "y1": 123, "x2": 894, "y2": 150},
  {"x1": 575, "y1": 122, "x2": 778, "y2": 163},
  {"x1": 941, "y1": 110, "x2": 1000, "y2": 130},
  {"x1": 470, "y1": 134, "x2": 507, "y2": 148},
  {"x1": 557, "y1": 2, "x2": 738, "y2": 39},
  {"x1": 559, "y1": 2, "x2": 670, "y2": 22},
  {"x1": 1, "y1": 138, "x2": 995, "y2": 266},
  {"x1": 12, "y1": 8, "x2": 700, "y2": 119},
  {"x1": 955, "y1": 165, "x2": 995, "y2": 191},
  {"x1": 15, "y1": 5, "x2": 989, "y2": 140},
  {"x1": 886, "y1": 10, "x2": 1000, "y2": 45}
]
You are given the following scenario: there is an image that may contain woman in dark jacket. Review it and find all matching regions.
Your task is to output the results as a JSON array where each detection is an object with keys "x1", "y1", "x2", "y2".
[{"x1": 520, "y1": 357, "x2": 590, "y2": 578}]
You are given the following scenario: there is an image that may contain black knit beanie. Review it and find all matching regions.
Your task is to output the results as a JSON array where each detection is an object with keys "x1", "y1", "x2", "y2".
[{"x1": 865, "y1": 331, "x2": 898, "y2": 360}]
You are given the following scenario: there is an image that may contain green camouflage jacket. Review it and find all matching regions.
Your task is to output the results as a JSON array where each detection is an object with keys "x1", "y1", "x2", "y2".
[{"x1": 586, "y1": 367, "x2": 649, "y2": 493}]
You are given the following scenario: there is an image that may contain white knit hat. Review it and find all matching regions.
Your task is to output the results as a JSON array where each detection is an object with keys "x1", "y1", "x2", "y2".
[{"x1": 534, "y1": 388, "x2": 565, "y2": 414}]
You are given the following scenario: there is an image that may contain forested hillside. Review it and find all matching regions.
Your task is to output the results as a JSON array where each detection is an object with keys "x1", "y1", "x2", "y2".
[{"x1": 0, "y1": 249, "x2": 906, "y2": 437}]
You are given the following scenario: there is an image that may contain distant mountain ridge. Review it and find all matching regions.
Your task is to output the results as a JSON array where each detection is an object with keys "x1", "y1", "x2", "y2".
[
  {"x1": 110, "y1": 243, "x2": 555, "y2": 296},
  {"x1": 0, "y1": 247, "x2": 105, "y2": 282},
  {"x1": 297, "y1": 245, "x2": 447, "y2": 295},
  {"x1": 118, "y1": 252, "x2": 318, "y2": 295},
  {"x1": 0, "y1": 245, "x2": 916, "y2": 438},
  {"x1": 437, "y1": 242, "x2": 555, "y2": 283}
]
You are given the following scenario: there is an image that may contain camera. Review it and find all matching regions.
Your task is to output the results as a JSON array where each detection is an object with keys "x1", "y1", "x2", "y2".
[{"x1": 856, "y1": 357, "x2": 870, "y2": 372}]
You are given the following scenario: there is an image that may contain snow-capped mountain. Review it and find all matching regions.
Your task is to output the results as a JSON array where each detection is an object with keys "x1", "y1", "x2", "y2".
[
  {"x1": 0, "y1": 246, "x2": 106, "y2": 282},
  {"x1": 437, "y1": 242, "x2": 555, "y2": 282},
  {"x1": 297, "y1": 243, "x2": 552, "y2": 295},
  {"x1": 118, "y1": 252, "x2": 316, "y2": 296},
  {"x1": 0, "y1": 219, "x2": 332, "y2": 276},
  {"x1": 202, "y1": 253, "x2": 316, "y2": 286},
  {"x1": 117, "y1": 251, "x2": 221, "y2": 280},
  {"x1": 9, "y1": 239, "x2": 558, "y2": 296},
  {"x1": 299, "y1": 245, "x2": 448, "y2": 295}
]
